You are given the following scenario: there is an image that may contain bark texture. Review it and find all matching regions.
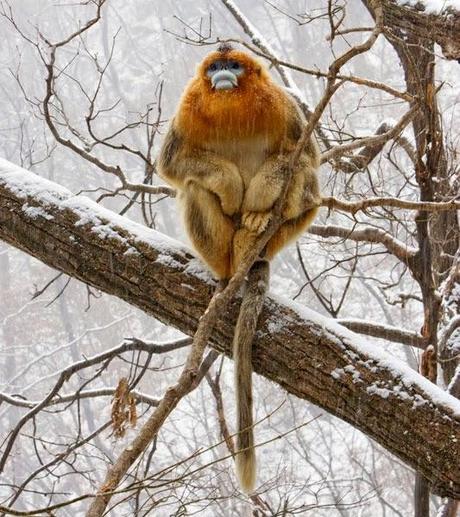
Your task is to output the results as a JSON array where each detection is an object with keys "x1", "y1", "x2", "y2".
[
  {"x1": 1, "y1": 161, "x2": 460, "y2": 498},
  {"x1": 373, "y1": 0, "x2": 460, "y2": 60}
]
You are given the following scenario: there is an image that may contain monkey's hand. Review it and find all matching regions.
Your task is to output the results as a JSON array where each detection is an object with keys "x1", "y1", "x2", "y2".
[{"x1": 242, "y1": 211, "x2": 272, "y2": 234}]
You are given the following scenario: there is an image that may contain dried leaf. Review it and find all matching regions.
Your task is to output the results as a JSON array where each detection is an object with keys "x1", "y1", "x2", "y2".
[{"x1": 111, "y1": 377, "x2": 137, "y2": 438}]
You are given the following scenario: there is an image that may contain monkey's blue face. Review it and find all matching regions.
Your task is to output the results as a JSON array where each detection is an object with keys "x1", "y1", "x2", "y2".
[{"x1": 206, "y1": 59, "x2": 245, "y2": 90}]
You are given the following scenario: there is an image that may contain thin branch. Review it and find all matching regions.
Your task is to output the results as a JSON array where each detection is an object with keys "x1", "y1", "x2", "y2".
[
  {"x1": 0, "y1": 387, "x2": 159, "y2": 409},
  {"x1": 321, "y1": 103, "x2": 419, "y2": 164},
  {"x1": 321, "y1": 196, "x2": 460, "y2": 214},
  {"x1": 309, "y1": 223, "x2": 417, "y2": 266},
  {"x1": 338, "y1": 318, "x2": 427, "y2": 348},
  {"x1": 2, "y1": 1, "x2": 175, "y2": 199},
  {"x1": 221, "y1": 37, "x2": 412, "y2": 102},
  {"x1": 0, "y1": 337, "x2": 191, "y2": 473}
]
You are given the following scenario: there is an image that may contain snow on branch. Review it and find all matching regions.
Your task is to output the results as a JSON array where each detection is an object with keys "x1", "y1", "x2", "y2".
[{"x1": 0, "y1": 158, "x2": 459, "y2": 498}]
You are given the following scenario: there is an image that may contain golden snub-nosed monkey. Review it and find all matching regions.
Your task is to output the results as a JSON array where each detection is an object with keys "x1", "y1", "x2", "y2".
[{"x1": 158, "y1": 43, "x2": 321, "y2": 493}]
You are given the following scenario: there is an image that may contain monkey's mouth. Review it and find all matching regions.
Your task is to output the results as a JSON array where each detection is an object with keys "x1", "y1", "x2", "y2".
[{"x1": 211, "y1": 70, "x2": 238, "y2": 90}]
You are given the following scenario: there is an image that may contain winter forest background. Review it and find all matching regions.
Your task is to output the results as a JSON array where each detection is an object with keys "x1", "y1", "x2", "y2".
[{"x1": 0, "y1": 0, "x2": 459, "y2": 516}]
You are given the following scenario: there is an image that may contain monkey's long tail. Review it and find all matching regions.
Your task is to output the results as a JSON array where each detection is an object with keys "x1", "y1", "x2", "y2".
[{"x1": 234, "y1": 260, "x2": 269, "y2": 494}]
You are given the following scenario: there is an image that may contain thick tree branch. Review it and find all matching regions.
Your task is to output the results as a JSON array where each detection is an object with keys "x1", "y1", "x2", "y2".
[
  {"x1": 369, "y1": 0, "x2": 460, "y2": 60},
  {"x1": 0, "y1": 159, "x2": 460, "y2": 498}
]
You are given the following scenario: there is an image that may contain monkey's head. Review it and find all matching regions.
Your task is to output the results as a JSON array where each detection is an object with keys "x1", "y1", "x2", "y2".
[
  {"x1": 194, "y1": 43, "x2": 273, "y2": 97},
  {"x1": 178, "y1": 44, "x2": 286, "y2": 141},
  {"x1": 198, "y1": 43, "x2": 268, "y2": 93}
]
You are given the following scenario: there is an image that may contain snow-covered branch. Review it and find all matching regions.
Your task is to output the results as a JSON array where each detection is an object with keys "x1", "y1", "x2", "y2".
[
  {"x1": 0, "y1": 158, "x2": 459, "y2": 497},
  {"x1": 322, "y1": 196, "x2": 460, "y2": 214}
]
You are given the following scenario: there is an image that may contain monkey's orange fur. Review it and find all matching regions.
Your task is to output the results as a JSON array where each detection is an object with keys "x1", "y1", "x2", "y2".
[
  {"x1": 159, "y1": 46, "x2": 321, "y2": 280},
  {"x1": 159, "y1": 46, "x2": 321, "y2": 494},
  {"x1": 177, "y1": 49, "x2": 287, "y2": 145}
]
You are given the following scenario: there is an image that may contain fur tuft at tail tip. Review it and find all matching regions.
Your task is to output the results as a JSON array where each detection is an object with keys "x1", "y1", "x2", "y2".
[{"x1": 235, "y1": 450, "x2": 256, "y2": 494}]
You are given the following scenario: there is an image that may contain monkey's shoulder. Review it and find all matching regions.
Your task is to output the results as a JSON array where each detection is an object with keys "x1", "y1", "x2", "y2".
[
  {"x1": 159, "y1": 122, "x2": 183, "y2": 170},
  {"x1": 281, "y1": 95, "x2": 320, "y2": 160}
]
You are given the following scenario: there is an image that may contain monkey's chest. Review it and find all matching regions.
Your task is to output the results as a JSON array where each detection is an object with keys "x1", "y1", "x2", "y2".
[{"x1": 205, "y1": 137, "x2": 270, "y2": 187}]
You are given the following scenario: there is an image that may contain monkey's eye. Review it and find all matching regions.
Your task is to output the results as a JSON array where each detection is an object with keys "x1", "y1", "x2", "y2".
[
  {"x1": 230, "y1": 61, "x2": 241, "y2": 70},
  {"x1": 208, "y1": 63, "x2": 218, "y2": 72}
]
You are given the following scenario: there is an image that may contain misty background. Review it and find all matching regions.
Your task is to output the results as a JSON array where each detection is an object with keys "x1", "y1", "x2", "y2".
[{"x1": 1, "y1": 1, "x2": 459, "y2": 515}]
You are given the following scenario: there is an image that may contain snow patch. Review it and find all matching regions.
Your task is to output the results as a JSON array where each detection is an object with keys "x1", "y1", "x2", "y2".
[
  {"x1": 184, "y1": 258, "x2": 215, "y2": 283},
  {"x1": 331, "y1": 365, "x2": 362, "y2": 383},
  {"x1": 331, "y1": 368, "x2": 345, "y2": 380},
  {"x1": 267, "y1": 317, "x2": 286, "y2": 334},
  {"x1": 123, "y1": 247, "x2": 139, "y2": 256},
  {"x1": 0, "y1": 158, "x2": 70, "y2": 203},
  {"x1": 22, "y1": 203, "x2": 54, "y2": 221},
  {"x1": 367, "y1": 380, "x2": 429, "y2": 408},
  {"x1": 367, "y1": 385, "x2": 391, "y2": 399},
  {"x1": 344, "y1": 364, "x2": 362, "y2": 383},
  {"x1": 62, "y1": 195, "x2": 184, "y2": 254}
]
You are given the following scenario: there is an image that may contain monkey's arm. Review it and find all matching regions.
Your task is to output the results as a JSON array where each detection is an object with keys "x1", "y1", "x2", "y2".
[
  {"x1": 240, "y1": 156, "x2": 286, "y2": 233},
  {"x1": 242, "y1": 138, "x2": 321, "y2": 233},
  {"x1": 281, "y1": 145, "x2": 321, "y2": 221},
  {"x1": 159, "y1": 125, "x2": 244, "y2": 216},
  {"x1": 241, "y1": 100, "x2": 321, "y2": 233}
]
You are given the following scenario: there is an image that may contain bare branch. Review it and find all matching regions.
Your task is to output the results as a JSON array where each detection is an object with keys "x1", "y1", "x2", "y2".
[
  {"x1": 0, "y1": 387, "x2": 159, "y2": 409},
  {"x1": 338, "y1": 318, "x2": 426, "y2": 348},
  {"x1": 309, "y1": 223, "x2": 416, "y2": 266},
  {"x1": 322, "y1": 196, "x2": 460, "y2": 214},
  {"x1": 0, "y1": 336, "x2": 191, "y2": 473},
  {"x1": 2, "y1": 1, "x2": 175, "y2": 200},
  {"x1": 321, "y1": 104, "x2": 419, "y2": 164}
]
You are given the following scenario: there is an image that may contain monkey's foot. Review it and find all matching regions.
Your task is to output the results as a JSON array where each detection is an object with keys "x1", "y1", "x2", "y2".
[{"x1": 242, "y1": 211, "x2": 271, "y2": 234}]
